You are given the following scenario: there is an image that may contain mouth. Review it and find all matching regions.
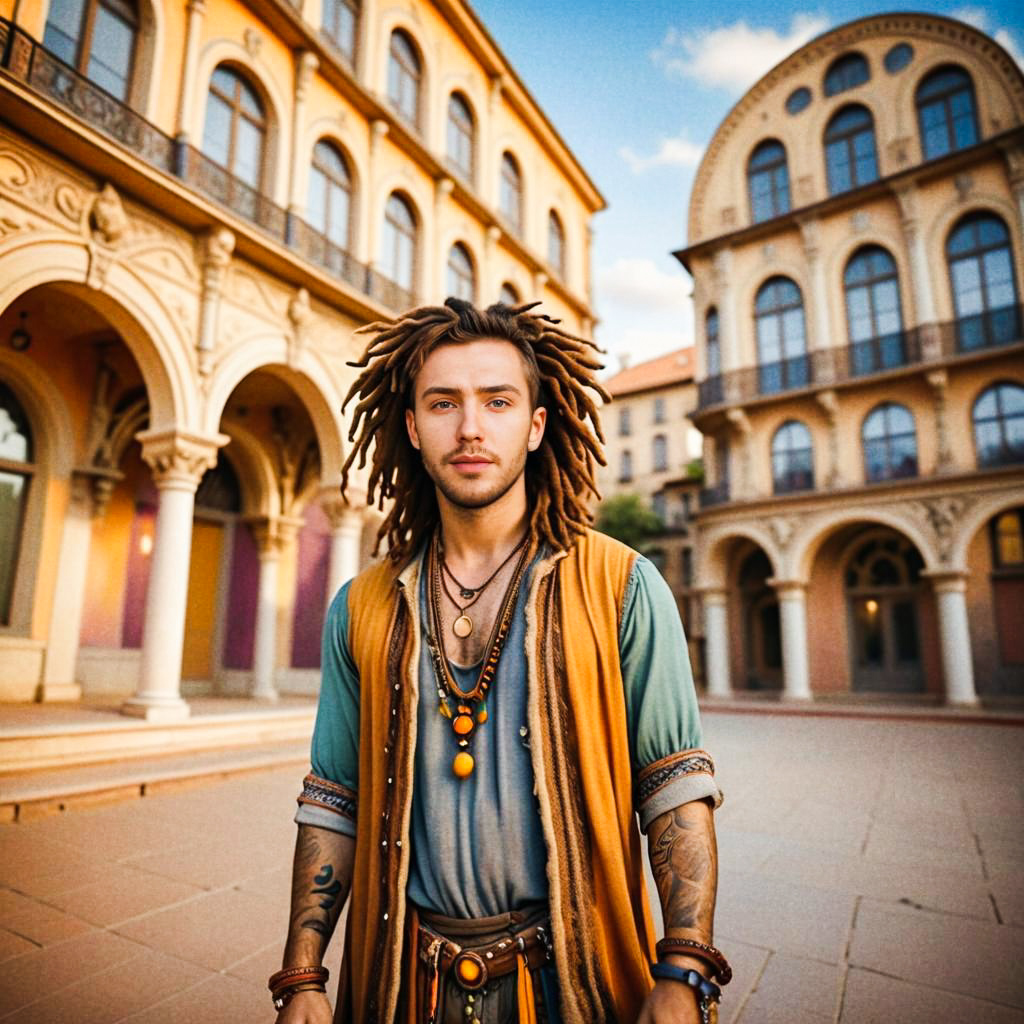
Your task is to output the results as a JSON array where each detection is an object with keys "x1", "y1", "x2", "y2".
[{"x1": 448, "y1": 455, "x2": 494, "y2": 473}]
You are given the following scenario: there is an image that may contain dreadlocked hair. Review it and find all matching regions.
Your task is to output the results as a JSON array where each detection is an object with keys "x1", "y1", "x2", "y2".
[{"x1": 340, "y1": 296, "x2": 611, "y2": 563}]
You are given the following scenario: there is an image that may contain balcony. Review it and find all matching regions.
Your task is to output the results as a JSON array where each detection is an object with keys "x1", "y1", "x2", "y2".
[
  {"x1": 699, "y1": 482, "x2": 730, "y2": 508},
  {"x1": 0, "y1": 18, "x2": 414, "y2": 312},
  {"x1": 696, "y1": 305, "x2": 1024, "y2": 412}
]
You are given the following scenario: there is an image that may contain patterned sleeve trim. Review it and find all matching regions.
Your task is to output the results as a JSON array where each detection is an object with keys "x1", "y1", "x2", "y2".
[
  {"x1": 636, "y1": 748, "x2": 715, "y2": 807},
  {"x1": 296, "y1": 772, "x2": 357, "y2": 823}
]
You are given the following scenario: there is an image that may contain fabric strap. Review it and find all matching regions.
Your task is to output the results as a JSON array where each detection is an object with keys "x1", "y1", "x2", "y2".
[{"x1": 515, "y1": 952, "x2": 538, "y2": 1024}]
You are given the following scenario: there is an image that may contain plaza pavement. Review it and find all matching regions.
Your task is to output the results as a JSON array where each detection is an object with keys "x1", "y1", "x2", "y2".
[{"x1": 1, "y1": 711, "x2": 1022, "y2": 1023}]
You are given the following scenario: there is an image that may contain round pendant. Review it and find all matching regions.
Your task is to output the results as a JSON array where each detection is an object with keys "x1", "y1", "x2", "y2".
[
  {"x1": 453, "y1": 713, "x2": 474, "y2": 736},
  {"x1": 453, "y1": 751, "x2": 474, "y2": 778},
  {"x1": 453, "y1": 614, "x2": 473, "y2": 638}
]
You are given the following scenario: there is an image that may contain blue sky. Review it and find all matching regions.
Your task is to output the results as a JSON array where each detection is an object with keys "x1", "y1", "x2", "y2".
[{"x1": 471, "y1": 1, "x2": 1024, "y2": 370}]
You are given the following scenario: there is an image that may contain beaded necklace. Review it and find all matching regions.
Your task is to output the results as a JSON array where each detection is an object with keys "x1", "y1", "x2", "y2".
[{"x1": 425, "y1": 531, "x2": 532, "y2": 779}]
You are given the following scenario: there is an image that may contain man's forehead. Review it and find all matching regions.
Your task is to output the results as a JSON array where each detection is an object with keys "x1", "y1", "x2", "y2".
[{"x1": 415, "y1": 338, "x2": 529, "y2": 382}]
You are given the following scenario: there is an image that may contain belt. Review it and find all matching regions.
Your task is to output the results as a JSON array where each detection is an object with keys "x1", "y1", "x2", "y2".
[{"x1": 416, "y1": 915, "x2": 553, "y2": 993}]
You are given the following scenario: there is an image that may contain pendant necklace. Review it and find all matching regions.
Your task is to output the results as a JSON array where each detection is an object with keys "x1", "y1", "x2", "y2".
[
  {"x1": 440, "y1": 532, "x2": 529, "y2": 639},
  {"x1": 426, "y1": 531, "x2": 531, "y2": 778}
]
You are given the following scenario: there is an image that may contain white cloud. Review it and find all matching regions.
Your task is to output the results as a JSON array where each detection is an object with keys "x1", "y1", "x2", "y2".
[
  {"x1": 951, "y1": 6, "x2": 988, "y2": 31},
  {"x1": 995, "y1": 28, "x2": 1024, "y2": 71},
  {"x1": 653, "y1": 13, "x2": 830, "y2": 95},
  {"x1": 953, "y1": 8, "x2": 1024, "y2": 70},
  {"x1": 595, "y1": 258, "x2": 691, "y2": 315},
  {"x1": 619, "y1": 133, "x2": 705, "y2": 174}
]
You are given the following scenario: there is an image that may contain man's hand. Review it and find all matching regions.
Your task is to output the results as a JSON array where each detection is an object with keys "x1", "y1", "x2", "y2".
[
  {"x1": 275, "y1": 989, "x2": 333, "y2": 1024},
  {"x1": 637, "y1": 978, "x2": 704, "y2": 1023}
]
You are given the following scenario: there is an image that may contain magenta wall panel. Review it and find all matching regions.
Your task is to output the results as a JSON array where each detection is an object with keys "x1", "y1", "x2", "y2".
[
  {"x1": 222, "y1": 522, "x2": 259, "y2": 670},
  {"x1": 121, "y1": 503, "x2": 156, "y2": 649},
  {"x1": 291, "y1": 502, "x2": 330, "y2": 669}
]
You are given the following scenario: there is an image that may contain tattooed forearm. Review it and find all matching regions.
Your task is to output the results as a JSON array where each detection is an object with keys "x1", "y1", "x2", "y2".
[
  {"x1": 647, "y1": 800, "x2": 718, "y2": 940},
  {"x1": 282, "y1": 824, "x2": 356, "y2": 967}
]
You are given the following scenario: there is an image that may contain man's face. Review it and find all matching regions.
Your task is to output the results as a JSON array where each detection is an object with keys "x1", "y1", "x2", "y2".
[{"x1": 405, "y1": 339, "x2": 547, "y2": 511}]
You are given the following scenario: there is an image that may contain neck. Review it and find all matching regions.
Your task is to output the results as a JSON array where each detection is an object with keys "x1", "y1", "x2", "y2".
[{"x1": 436, "y1": 481, "x2": 529, "y2": 568}]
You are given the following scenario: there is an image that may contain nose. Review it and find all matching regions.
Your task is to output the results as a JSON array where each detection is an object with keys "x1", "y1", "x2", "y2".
[{"x1": 457, "y1": 402, "x2": 483, "y2": 443}]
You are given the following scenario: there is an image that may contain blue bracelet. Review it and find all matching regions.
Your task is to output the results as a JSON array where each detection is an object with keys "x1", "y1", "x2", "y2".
[{"x1": 651, "y1": 961, "x2": 722, "y2": 1004}]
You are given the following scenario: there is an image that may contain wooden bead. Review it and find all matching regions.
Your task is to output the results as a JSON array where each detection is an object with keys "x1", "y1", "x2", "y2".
[{"x1": 453, "y1": 752, "x2": 474, "y2": 778}]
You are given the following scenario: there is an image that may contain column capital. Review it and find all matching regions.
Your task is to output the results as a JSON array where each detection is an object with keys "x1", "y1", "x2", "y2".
[
  {"x1": 698, "y1": 586, "x2": 728, "y2": 606},
  {"x1": 71, "y1": 466, "x2": 124, "y2": 518},
  {"x1": 768, "y1": 578, "x2": 807, "y2": 599},
  {"x1": 435, "y1": 176, "x2": 454, "y2": 201},
  {"x1": 815, "y1": 388, "x2": 839, "y2": 421},
  {"x1": 251, "y1": 515, "x2": 303, "y2": 556},
  {"x1": 320, "y1": 491, "x2": 365, "y2": 531},
  {"x1": 295, "y1": 50, "x2": 319, "y2": 99},
  {"x1": 136, "y1": 429, "x2": 228, "y2": 491},
  {"x1": 922, "y1": 568, "x2": 969, "y2": 594},
  {"x1": 797, "y1": 215, "x2": 821, "y2": 262},
  {"x1": 186, "y1": 0, "x2": 206, "y2": 16}
]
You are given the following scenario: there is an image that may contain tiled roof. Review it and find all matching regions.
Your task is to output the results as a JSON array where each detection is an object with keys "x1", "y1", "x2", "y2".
[{"x1": 603, "y1": 347, "x2": 695, "y2": 397}]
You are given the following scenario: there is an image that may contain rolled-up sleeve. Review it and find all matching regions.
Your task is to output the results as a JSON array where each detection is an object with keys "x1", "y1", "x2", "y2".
[
  {"x1": 619, "y1": 556, "x2": 722, "y2": 832},
  {"x1": 294, "y1": 581, "x2": 360, "y2": 838}
]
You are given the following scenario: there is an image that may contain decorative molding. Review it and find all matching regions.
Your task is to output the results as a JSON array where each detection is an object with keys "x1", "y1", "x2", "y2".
[
  {"x1": 912, "y1": 495, "x2": 976, "y2": 564},
  {"x1": 136, "y1": 428, "x2": 228, "y2": 490},
  {"x1": 243, "y1": 27, "x2": 263, "y2": 59},
  {"x1": 287, "y1": 287, "x2": 313, "y2": 367}
]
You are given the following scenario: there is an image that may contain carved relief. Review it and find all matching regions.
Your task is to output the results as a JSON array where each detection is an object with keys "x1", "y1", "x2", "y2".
[
  {"x1": 89, "y1": 184, "x2": 128, "y2": 244},
  {"x1": 243, "y1": 27, "x2": 263, "y2": 59},
  {"x1": 767, "y1": 516, "x2": 795, "y2": 552},
  {"x1": 0, "y1": 150, "x2": 32, "y2": 191},
  {"x1": 913, "y1": 495, "x2": 975, "y2": 564},
  {"x1": 287, "y1": 287, "x2": 313, "y2": 367},
  {"x1": 54, "y1": 184, "x2": 85, "y2": 224}
]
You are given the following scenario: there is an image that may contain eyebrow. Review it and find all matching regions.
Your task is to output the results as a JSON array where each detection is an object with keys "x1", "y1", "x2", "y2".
[{"x1": 421, "y1": 384, "x2": 523, "y2": 398}]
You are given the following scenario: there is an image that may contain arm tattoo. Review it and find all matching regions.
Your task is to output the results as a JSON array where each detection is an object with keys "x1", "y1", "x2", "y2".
[
  {"x1": 648, "y1": 803, "x2": 717, "y2": 938},
  {"x1": 289, "y1": 828, "x2": 346, "y2": 940}
]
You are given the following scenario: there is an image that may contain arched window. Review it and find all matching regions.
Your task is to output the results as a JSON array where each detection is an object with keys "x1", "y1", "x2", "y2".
[
  {"x1": 446, "y1": 92, "x2": 474, "y2": 182},
  {"x1": 992, "y1": 509, "x2": 1024, "y2": 566},
  {"x1": 824, "y1": 53, "x2": 870, "y2": 97},
  {"x1": 973, "y1": 383, "x2": 1024, "y2": 468},
  {"x1": 322, "y1": 0, "x2": 358, "y2": 62},
  {"x1": 202, "y1": 66, "x2": 267, "y2": 190},
  {"x1": 916, "y1": 66, "x2": 979, "y2": 160},
  {"x1": 548, "y1": 210, "x2": 566, "y2": 277},
  {"x1": 0, "y1": 382, "x2": 33, "y2": 626},
  {"x1": 447, "y1": 242, "x2": 475, "y2": 302},
  {"x1": 44, "y1": 0, "x2": 139, "y2": 101},
  {"x1": 747, "y1": 140, "x2": 790, "y2": 224},
  {"x1": 844, "y1": 246, "x2": 905, "y2": 374},
  {"x1": 380, "y1": 192, "x2": 416, "y2": 291},
  {"x1": 825, "y1": 105, "x2": 878, "y2": 195},
  {"x1": 653, "y1": 433, "x2": 668, "y2": 472},
  {"x1": 946, "y1": 212, "x2": 1020, "y2": 351},
  {"x1": 499, "y1": 281, "x2": 520, "y2": 306},
  {"x1": 500, "y1": 152, "x2": 523, "y2": 235},
  {"x1": 771, "y1": 421, "x2": 814, "y2": 494},
  {"x1": 755, "y1": 277, "x2": 808, "y2": 395},
  {"x1": 388, "y1": 29, "x2": 421, "y2": 128},
  {"x1": 862, "y1": 403, "x2": 917, "y2": 482},
  {"x1": 619, "y1": 449, "x2": 633, "y2": 483},
  {"x1": 308, "y1": 140, "x2": 352, "y2": 250}
]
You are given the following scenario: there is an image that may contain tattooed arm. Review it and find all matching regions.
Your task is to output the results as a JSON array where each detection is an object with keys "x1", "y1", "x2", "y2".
[
  {"x1": 276, "y1": 823, "x2": 356, "y2": 1024},
  {"x1": 638, "y1": 798, "x2": 719, "y2": 1024}
]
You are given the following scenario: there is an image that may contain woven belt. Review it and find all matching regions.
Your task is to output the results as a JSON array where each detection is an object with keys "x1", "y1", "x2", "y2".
[{"x1": 416, "y1": 917, "x2": 552, "y2": 993}]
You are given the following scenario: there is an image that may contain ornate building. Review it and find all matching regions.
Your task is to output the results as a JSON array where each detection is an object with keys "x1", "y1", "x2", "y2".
[
  {"x1": 674, "y1": 13, "x2": 1024, "y2": 704},
  {"x1": 0, "y1": 0, "x2": 602, "y2": 715}
]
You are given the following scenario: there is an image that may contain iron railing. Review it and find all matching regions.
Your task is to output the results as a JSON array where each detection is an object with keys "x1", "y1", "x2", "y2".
[
  {"x1": 699, "y1": 482, "x2": 730, "y2": 508},
  {"x1": 0, "y1": 18, "x2": 415, "y2": 312},
  {"x1": 696, "y1": 304, "x2": 1024, "y2": 411}
]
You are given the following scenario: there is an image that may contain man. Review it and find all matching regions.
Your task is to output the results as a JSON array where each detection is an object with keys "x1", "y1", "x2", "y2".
[{"x1": 272, "y1": 299, "x2": 726, "y2": 1024}]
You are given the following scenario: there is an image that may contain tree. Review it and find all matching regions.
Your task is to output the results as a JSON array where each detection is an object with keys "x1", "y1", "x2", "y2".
[{"x1": 595, "y1": 493, "x2": 663, "y2": 551}]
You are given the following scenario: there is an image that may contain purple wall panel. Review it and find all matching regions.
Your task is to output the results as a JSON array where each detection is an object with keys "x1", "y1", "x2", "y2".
[
  {"x1": 121, "y1": 504, "x2": 155, "y2": 649},
  {"x1": 222, "y1": 522, "x2": 259, "y2": 670},
  {"x1": 291, "y1": 502, "x2": 330, "y2": 669}
]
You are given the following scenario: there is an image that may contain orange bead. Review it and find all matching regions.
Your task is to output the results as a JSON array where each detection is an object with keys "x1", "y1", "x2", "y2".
[
  {"x1": 476, "y1": 709, "x2": 488, "y2": 724},
  {"x1": 453, "y1": 752, "x2": 474, "y2": 778},
  {"x1": 453, "y1": 714, "x2": 474, "y2": 735},
  {"x1": 457, "y1": 958, "x2": 481, "y2": 984}
]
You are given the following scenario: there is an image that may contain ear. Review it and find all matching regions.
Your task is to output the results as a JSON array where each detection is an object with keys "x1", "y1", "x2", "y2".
[
  {"x1": 527, "y1": 405, "x2": 547, "y2": 451},
  {"x1": 405, "y1": 407, "x2": 421, "y2": 450}
]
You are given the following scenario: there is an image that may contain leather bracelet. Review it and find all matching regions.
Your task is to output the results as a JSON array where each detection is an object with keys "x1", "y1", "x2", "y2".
[
  {"x1": 269, "y1": 965, "x2": 329, "y2": 990},
  {"x1": 269, "y1": 965, "x2": 330, "y2": 1010},
  {"x1": 272, "y1": 981, "x2": 326, "y2": 1011},
  {"x1": 655, "y1": 937, "x2": 732, "y2": 985},
  {"x1": 651, "y1": 962, "x2": 721, "y2": 1024}
]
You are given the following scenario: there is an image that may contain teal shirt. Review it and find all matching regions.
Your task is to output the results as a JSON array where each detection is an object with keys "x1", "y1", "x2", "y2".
[{"x1": 297, "y1": 552, "x2": 717, "y2": 918}]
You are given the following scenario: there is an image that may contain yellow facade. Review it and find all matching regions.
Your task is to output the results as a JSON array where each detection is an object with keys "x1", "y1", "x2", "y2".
[
  {"x1": 0, "y1": 0, "x2": 602, "y2": 710},
  {"x1": 676, "y1": 13, "x2": 1024, "y2": 702}
]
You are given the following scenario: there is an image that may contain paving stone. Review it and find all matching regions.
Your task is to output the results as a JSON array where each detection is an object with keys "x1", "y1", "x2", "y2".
[
  {"x1": 716, "y1": 939, "x2": 771, "y2": 1024},
  {"x1": 990, "y1": 873, "x2": 1024, "y2": 928},
  {"x1": 0, "y1": 832, "x2": 113, "y2": 895},
  {"x1": 849, "y1": 899, "x2": 1024, "y2": 1007},
  {"x1": 840, "y1": 967, "x2": 1024, "y2": 1023},
  {"x1": 862, "y1": 831, "x2": 985, "y2": 876},
  {"x1": 0, "y1": 929, "x2": 37, "y2": 964},
  {"x1": 2, "y1": 899, "x2": 95, "y2": 946},
  {"x1": 114, "y1": 972, "x2": 268, "y2": 1024},
  {"x1": 113, "y1": 885, "x2": 289, "y2": 972},
  {"x1": 6, "y1": 948, "x2": 211, "y2": 1024},
  {"x1": 735, "y1": 952, "x2": 840, "y2": 1023}
]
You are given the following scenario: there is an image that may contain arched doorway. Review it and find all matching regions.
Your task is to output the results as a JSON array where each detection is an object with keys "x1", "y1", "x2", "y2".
[
  {"x1": 843, "y1": 530, "x2": 925, "y2": 692},
  {"x1": 739, "y1": 549, "x2": 782, "y2": 690}
]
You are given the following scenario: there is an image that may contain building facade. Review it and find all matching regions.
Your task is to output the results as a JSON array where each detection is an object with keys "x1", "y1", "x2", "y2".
[
  {"x1": 0, "y1": 0, "x2": 602, "y2": 714},
  {"x1": 675, "y1": 13, "x2": 1024, "y2": 704},
  {"x1": 599, "y1": 348, "x2": 703, "y2": 658}
]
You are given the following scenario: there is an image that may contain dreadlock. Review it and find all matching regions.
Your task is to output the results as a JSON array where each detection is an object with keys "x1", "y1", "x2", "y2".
[{"x1": 340, "y1": 296, "x2": 611, "y2": 563}]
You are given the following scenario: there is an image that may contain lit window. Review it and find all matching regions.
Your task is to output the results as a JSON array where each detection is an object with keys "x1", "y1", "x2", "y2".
[
  {"x1": 916, "y1": 66, "x2": 978, "y2": 160},
  {"x1": 992, "y1": 510, "x2": 1024, "y2": 566}
]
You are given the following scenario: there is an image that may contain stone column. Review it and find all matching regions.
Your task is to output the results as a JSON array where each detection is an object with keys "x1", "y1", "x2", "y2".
[
  {"x1": 711, "y1": 247, "x2": 737, "y2": 373},
  {"x1": 773, "y1": 580, "x2": 812, "y2": 700},
  {"x1": 196, "y1": 228, "x2": 235, "y2": 376},
  {"x1": 1000, "y1": 143, "x2": 1024, "y2": 236},
  {"x1": 483, "y1": 224, "x2": 501, "y2": 301},
  {"x1": 926, "y1": 369, "x2": 955, "y2": 473},
  {"x1": 322, "y1": 494, "x2": 364, "y2": 607},
  {"x1": 484, "y1": 74, "x2": 506, "y2": 207},
  {"x1": 364, "y1": 119, "x2": 389, "y2": 266},
  {"x1": 40, "y1": 470, "x2": 119, "y2": 700},
  {"x1": 816, "y1": 389, "x2": 841, "y2": 488},
  {"x1": 725, "y1": 407, "x2": 753, "y2": 499},
  {"x1": 799, "y1": 217, "x2": 830, "y2": 355},
  {"x1": 289, "y1": 50, "x2": 319, "y2": 219},
  {"x1": 895, "y1": 183, "x2": 937, "y2": 326},
  {"x1": 123, "y1": 430, "x2": 226, "y2": 721},
  {"x1": 703, "y1": 588, "x2": 731, "y2": 698},
  {"x1": 250, "y1": 518, "x2": 295, "y2": 701},
  {"x1": 176, "y1": 0, "x2": 207, "y2": 141},
  {"x1": 434, "y1": 176, "x2": 454, "y2": 299},
  {"x1": 926, "y1": 571, "x2": 979, "y2": 706}
]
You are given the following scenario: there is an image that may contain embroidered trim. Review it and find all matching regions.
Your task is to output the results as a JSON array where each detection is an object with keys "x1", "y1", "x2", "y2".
[
  {"x1": 297, "y1": 772, "x2": 357, "y2": 822},
  {"x1": 637, "y1": 749, "x2": 715, "y2": 806}
]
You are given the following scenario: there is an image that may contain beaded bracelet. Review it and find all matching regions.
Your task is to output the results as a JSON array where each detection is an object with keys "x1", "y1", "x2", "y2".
[
  {"x1": 655, "y1": 937, "x2": 733, "y2": 985},
  {"x1": 268, "y1": 965, "x2": 330, "y2": 1011}
]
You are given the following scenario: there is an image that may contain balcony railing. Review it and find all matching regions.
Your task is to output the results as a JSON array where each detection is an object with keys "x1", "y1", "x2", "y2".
[
  {"x1": 699, "y1": 482, "x2": 730, "y2": 508},
  {"x1": 697, "y1": 304, "x2": 1024, "y2": 411},
  {"x1": 0, "y1": 18, "x2": 414, "y2": 312}
]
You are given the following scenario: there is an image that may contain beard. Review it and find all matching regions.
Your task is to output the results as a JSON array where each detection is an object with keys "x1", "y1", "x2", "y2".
[{"x1": 420, "y1": 437, "x2": 530, "y2": 511}]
